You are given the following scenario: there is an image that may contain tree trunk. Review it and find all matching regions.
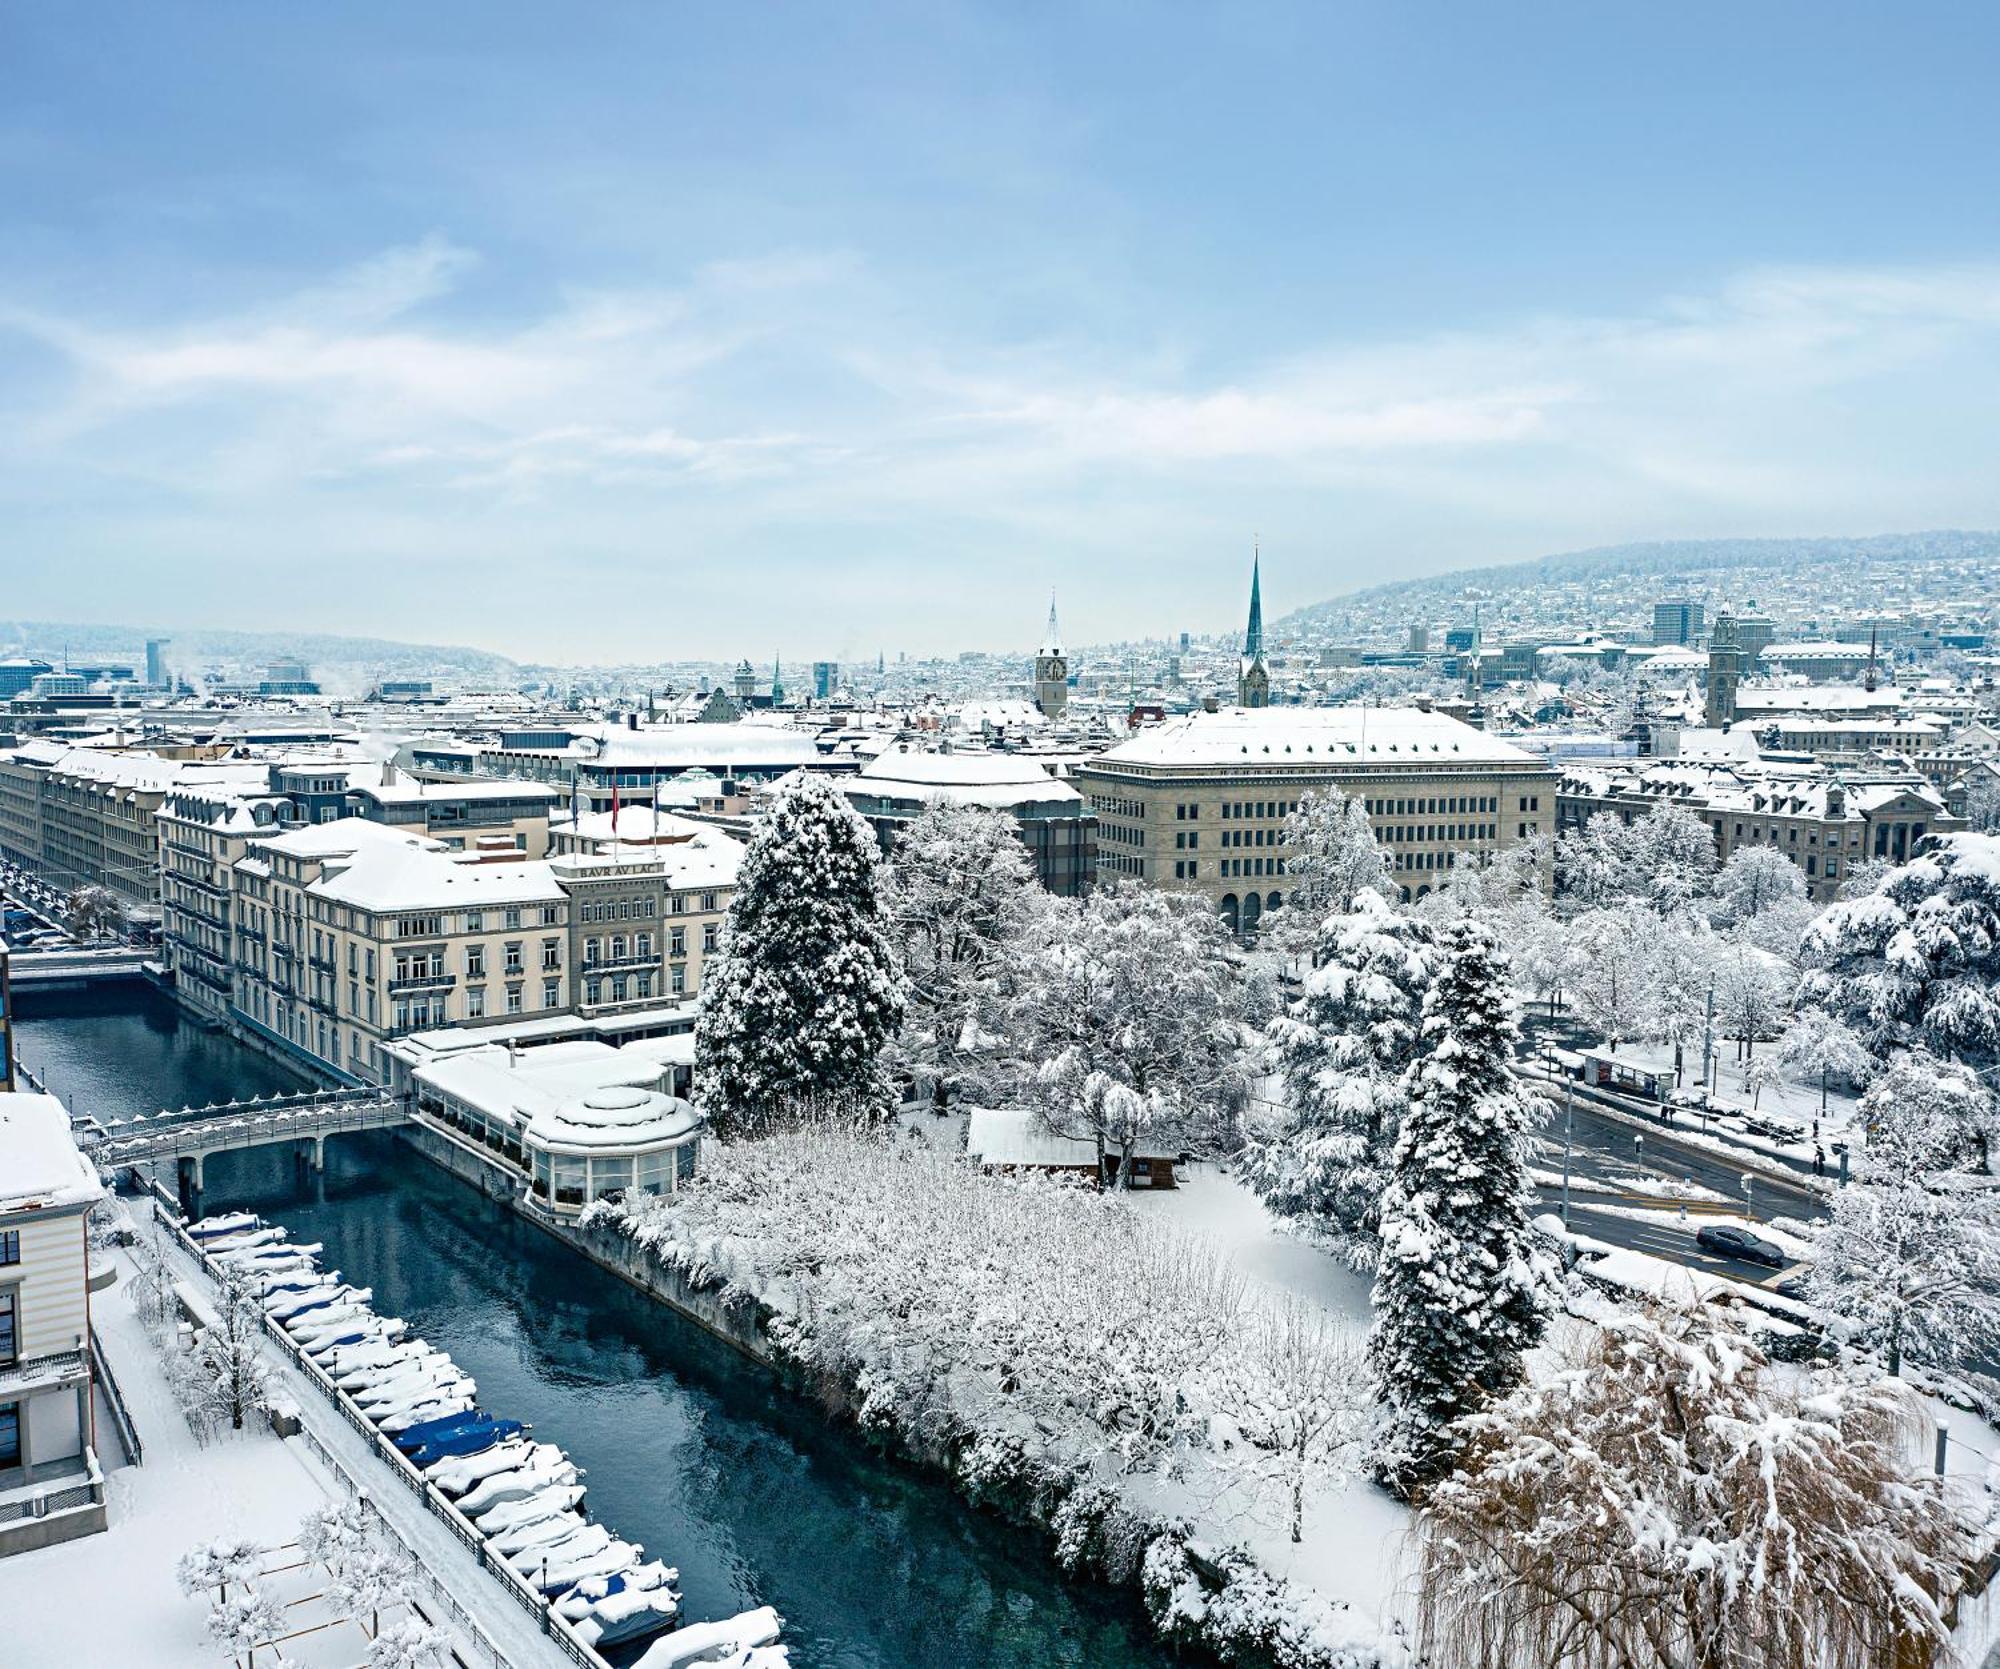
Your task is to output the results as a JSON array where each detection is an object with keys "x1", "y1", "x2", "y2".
[{"x1": 1117, "y1": 1136, "x2": 1136, "y2": 1191}]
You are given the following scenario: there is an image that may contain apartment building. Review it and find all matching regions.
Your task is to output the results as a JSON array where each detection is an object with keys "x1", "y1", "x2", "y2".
[
  {"x1": 0, "y1": 1091, "x2": 106, "y2": 1554},
  {"x1": 157, "y1": 788, "x2": 293, "y2": 1022},
  {"x1": 1556, "y1": 761, "x2": 1959, "y2": 902},
  {"x1": 1072, "y1": 705, "x2": 1559, "y2": 936}
]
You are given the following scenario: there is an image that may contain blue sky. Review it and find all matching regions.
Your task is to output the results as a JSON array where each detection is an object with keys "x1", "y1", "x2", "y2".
[{"x1": 4, "y1": 2, "x2": 1999, "y2": 661}]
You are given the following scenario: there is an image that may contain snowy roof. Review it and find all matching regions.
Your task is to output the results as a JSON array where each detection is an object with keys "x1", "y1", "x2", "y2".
[
  {"x1": 0, "y1": 1092, "x2": 104, "y2": 1213},
  {"x1": 416, "y1": 1041, "x2": 669, "y2": 1130},
  {"x1": 965, "y1": 1105, "x2": 1172, "y2": 1168},
  {"x1": 1092, "y1": 705, "x2": 1541, "y2": 770},
  {"x1": 524, "y1": 1085, "x2": 701, "y2": 1152},
  {"x1": 578, "y1": 725, "x2": 824, "y2": 768},
  {"x1": 852, "y1": 748, "x2": 1082, "y2": 809},
  {"x1": 552, "y1": 809, "x2": 747, "y2": 885},
  {"x1": 953, "y1": 699, "x2": 1048, "y2": 732},
  {"x1": 311, "y1": 844, "x2": 565, "y2": 911}
]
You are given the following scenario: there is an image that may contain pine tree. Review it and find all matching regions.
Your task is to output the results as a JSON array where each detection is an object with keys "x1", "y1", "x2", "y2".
[
  {"x1": 1243, "y1": 889, "x2": 1439, "y2": 1265},
  {"x1": 694, "y1": 774, "x2": 906, "y2": 1136},
  {"x1": 1368, "y1": 920, "x2": 1549, "y2": 1497}
]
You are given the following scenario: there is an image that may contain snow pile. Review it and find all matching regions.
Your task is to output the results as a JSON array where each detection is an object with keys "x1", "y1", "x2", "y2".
[{"x1": 587, "y1": 1128, "x2": 1404, "y2": 1668}]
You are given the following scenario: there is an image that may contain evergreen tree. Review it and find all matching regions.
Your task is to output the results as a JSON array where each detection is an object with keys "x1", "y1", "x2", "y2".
[
  {"x1": 1243, "y1": 889, "x2": 1439, "y2": 1266},
  {"x1": 1266, "y1": 787, "x2": 1389, "y2": 955},
  {"x1": 694, "y1": 775, "x2": 906, "y2": 1136},
  {"x1": 1368, "y1": 920, "x2": 1549, "y2": 1497}
]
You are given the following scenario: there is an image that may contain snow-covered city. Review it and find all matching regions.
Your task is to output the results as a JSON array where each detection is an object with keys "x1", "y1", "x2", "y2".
[{"x1": 7, "y1": 7, "x2": 2000, "y2": 1669}]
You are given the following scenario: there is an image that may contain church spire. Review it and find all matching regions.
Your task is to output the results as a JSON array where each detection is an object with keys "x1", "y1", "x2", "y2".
[
  {"x1": 1041, "y1": 590, "x2": 1063, "y2": 656},
  {"x1": 1244, "y1": 544, "x2": 1264, "y2": 661}
]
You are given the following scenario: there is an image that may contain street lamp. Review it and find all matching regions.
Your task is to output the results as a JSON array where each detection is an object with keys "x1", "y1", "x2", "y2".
[
  {"x1": 1740, "y1": 1172, "x2": 1756, "y2": 1222},
  {"x1": 1560, "y1": 1083, "x2": 1574, "y2": 1230}
]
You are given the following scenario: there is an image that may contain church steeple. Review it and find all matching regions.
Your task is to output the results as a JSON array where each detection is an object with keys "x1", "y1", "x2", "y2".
[
  {"x1": 771, "y1": 656, "x2": 785, "y2": 704},
  {"x1": 1244, "y1": 547, "x2": 1264, "y2": 661},
  {"x1": 1033, "y1": 591, "x2": 1069, "y2": 719},
  {"x1": 1238, "y1": 545, "x2": 1270, "y2": 709}
]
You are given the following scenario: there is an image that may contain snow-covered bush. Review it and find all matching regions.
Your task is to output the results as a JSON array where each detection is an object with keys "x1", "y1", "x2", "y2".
[
  {"x1": 176, "y1": 1536, "x2": 265, "y2": 1605},
  {"x1": 1412, "y1": 1302, "x2": 1965, "y2": 1669},
  {"x1": 297, "y1": 1498, "x2": 373, "y2": 1576},
  {"x1": 694, "y1": 773, "x2": 905, "y2": 1135},
  {"x1": 329, "y1": 1545, "x2": 411, "y2": 1640},
  {"x1": 590, "y1": 1126, "x2": 1372, "y2": 1554},
  {"x1": 1142, "y1": 1534, "x2": 1405, "y2": 1669},
  {"x1": 367, "y1": 1615, "x2": 449, "y2": 1669},
  {"x1": 204, "y1": 1586, "x2": 287, "y2": 1667}
]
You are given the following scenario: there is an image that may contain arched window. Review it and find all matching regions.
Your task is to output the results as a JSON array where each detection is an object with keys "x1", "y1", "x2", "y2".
[
  {"x1": 1219, "y1": 894, "x2": 1240, "y2": 935},
  {"x1": 1242, "y1": 892, "x2": 1264, "y2": 938},
  {"x1": 1266, "y1": 891, "x2": 1282, "y2": 914}
]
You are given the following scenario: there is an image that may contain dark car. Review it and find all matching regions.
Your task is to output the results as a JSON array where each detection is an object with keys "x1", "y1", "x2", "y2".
[{"x1": 1695, "y1": 1223, "x2": 1789, "y2": 1269}]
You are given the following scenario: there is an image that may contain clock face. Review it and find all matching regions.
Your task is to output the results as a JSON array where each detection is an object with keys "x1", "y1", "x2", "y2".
[{"x1": 1044, "y1": 656, "x2": 1065, "y2": 678}]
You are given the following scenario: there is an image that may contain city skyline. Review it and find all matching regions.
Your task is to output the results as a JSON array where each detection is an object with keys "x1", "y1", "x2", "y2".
[{"x1": 5, "y1": 3, "x2": 2000, "y2": 659}]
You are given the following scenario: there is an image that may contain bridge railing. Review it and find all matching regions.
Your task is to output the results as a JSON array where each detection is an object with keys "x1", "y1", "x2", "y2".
[{"x1": 91, "y1": 1096, "x2": 412, "y2": 1166}]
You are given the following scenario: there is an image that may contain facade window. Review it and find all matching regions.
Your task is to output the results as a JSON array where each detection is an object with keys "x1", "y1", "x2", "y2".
[
  {"x1": 612, "y1": 975, "x2": 629, "y2": 1003},
  {"x1": 506, "y1": 986, "x2": 524, "y2": 1015},
  {"x1": 0, "y1": 1400, "x2": 17, "y2": 1468},
  {"x1": 670, "y1": 927, "x2": 686, "y2": 958},
  {"x1": 636, "y1": 932, "x2": 653, "y2": 959},
  {"x1": 542, "y1": 978, "x2": 559, "y2": 1009},
  {"x1": 702, "y1": 924, "x2": 718, "y2": 954},
  {"x1": 585, "y1": 938, "x2": 600, "y2": 965},
  {"x1": 466, "y1": 911, "x2": 484, "y2": 932},
  {"x1": 586, "y1": 977, "x2": 603, "y2": 1005},
  {"x1": 671, "y1": 964, "x2": 687, "y2": 995},
  {"x1": 468, "y1": 987, "x2": 486, "y2": 1018},
  {"x1": 504, "y1": 908, "x2": 522, "y2": 930},
  {"x1": 541, "y1": 904, "x2": 560, "y2": 925},
  {"x1": 636, "y1": 973, "x2": 652, "y2": 999},
  {"x1": 504, "y1": 943, "x2": 523, "y2": 974},
  {"x1": 541, "y1": 939, "x2": 560, "y2": 971},
  {"x1": 700, "y1": 892, "x2": 717, "y2": 912},
  {"x1": 466, "y1": 946, "x2": 485, "y2": 978}
]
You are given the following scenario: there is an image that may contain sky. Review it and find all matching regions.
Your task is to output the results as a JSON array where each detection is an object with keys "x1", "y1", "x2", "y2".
[{"x1": 3, "y1": 2, "x2": 1999, "y2": 663}]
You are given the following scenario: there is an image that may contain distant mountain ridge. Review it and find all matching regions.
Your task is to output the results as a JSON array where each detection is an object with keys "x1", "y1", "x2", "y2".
[
  {"x1": 1278, "y1": 530, "x2": 2000, "y2": 632},
  {"x1": 0, "y1": 619, "x2": 522, "y2": 688}
]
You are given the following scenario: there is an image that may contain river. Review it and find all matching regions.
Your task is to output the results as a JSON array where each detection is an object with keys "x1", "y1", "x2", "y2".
[{"x1": 15, "y1": 987, "x2": 1171, "y2": 1669}]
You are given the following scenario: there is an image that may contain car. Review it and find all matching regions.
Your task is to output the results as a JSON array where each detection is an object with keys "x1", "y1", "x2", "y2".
[
  {"x1": 1694, "y1": 1223, "x2": 1789, "y2": 1269},
  {"x1": 1774, "y1": 1275, "x2": 1811, "y2": 1301}
]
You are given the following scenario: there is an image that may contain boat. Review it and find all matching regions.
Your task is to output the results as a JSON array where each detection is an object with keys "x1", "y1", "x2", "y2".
[
  {"x1": 508, "y1": 1521, "x2": 612, "y2": 1576},
  {"x1": 187, "y1": 1211, "x2": 261, "y2": 1241},
  {"x1": 375, "y1": 1392, "x2": 479, "y2": 1435},
  {"x1": 533, "y1": 1538, "x2": 642, "y2": 1595},
  {"x1": 205, "y1": 1216, "x2": 286, "y2": 1240},
  {"x1": 553, "y1": 1562, "x2": 676, "y2": 1620},
  {"x1": 303, "y1": 1318, "x2": 403, "y2": 1357},
  {"x1": 402, "y1": 1416, "x2": 523, "y2": 1463},
  {"x1": 323, "y1": 1339, "x2": 426, "y2": 1376},
  {"x1": 569, "y1": 1583, "x2": 682, "y2": 1650},
  {"x1": 219, "y1": 1241, "x2": 314, "y2": 1268},
  {"x1": 254, "y1": 1265, "x2": 327, "y2": 1294},
  {"x1": 388, "y1": 1407, "x2": 496, "y2": 1450},
  {"x1": 350, "y1": 1358, "x2": 460, "y2": 1405},
  {"x1": 475, "y1": 1484, "x2": 586, "y2": 1537},
  {"x1": 295, "y1": 1312, "x2": 404, "y2": 1353},
  {"x1": 451, "y1": 1449, "x2": 579, "y2": 1511},
  {"x1": 332, "y1": 1347, "x2": 443, "y2": 1388},
  {"x1": 279, "y1": 1286, "x2": 372, "y2": 1326},
  {"x1": 287, "y1": 1303, "x2": 377, "y2": 1344},
  {"x1": 265, "y1": 1282, "x2": 341, "y2": 1317},
  {"x1": 492, "y1": 1509, "x2": 591, "y2": 1558},
  {"x1": 635, "y1": 1607, "x2": 784, "y2": 1669}
]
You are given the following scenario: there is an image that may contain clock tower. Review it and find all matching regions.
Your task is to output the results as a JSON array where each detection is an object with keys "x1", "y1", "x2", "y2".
[{"x1": 1034, "y1": 594, "x2": 1068, "y2": 719}]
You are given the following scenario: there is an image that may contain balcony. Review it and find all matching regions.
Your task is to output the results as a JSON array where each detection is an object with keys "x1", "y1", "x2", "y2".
[
  {"x1": 308, "y1": 954, "x2": 336, "y2": 973},
  {"x1": 582, "y1": 952, "x2": 657, "y2": 972},
  {"x1": 0, "y1": 1348, "x2": 86, "y2": 1397},
  {"x1": 389, "y1": 971, "x2": 457, "y2": 994}
]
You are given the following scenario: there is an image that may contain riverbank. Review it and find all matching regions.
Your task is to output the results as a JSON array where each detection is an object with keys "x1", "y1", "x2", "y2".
[{"x1": 19, "y1": 988, "x2": 1177, "y2": 1669}]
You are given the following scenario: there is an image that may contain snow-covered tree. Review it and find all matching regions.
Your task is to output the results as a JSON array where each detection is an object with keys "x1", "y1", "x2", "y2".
[
  {"x1": 1627, "y1": 803, "x2": 1718, "y2": 919},
  {"x1": 1648, "y1": 924, "x2": 1717, "y2": 1086},
  {"x1": 1368, "y1": 921, "x2": 1549, "y2": 1496},
  {"x1": 1810, "y1": 1168, "x2": 2000, "y2": 1376},
  {"x1": 1714, "y1": 843, "x2": 1808, "y2": 923},
  {"x1": 329, "y1": 1545, "x2": 411, "y2": 1640},
  {"x1": 1554, "y1": 812, "x2": 1627, "y2": 913},
  {"x1": 880, "y1": 797, "x2": 1040, "y2": 1108},
  {"x1": 1859, "y1": 1052, "x2": 1995, "y2": 1177},
  {"x1": 1799, "y1": 832, "x2": 2000, "y2": 1081},
  {"x1": 1421, "y1": 833, "x2": 1550, "y2": 931},
  {"x1": 1000, "y1": 883, "x2": 1249, "y2": 1185},
  {"x1": 694, "y1": 774, "x2": 907, "y2": 1135},
  {"x1": 1246, "y1": 1295, "x2": 1368, "y2": 1545},
  {"x1": 1775, "y1": 1008, "x2": 1873, "y2": 1116},
  {"x1": 171, "y1": 1270, "x2": 269, "y2": 1439},
  {"x1": 1266, "y1": 787, "x2": 1388, "y2": 954},
  {"x1": 177, "y1": 1536, "x2": 265, "y2": 1606},
  {"x1": 1711, "y1": 939, "x2": 1790, "y2": 1061},
  {"x1": 1412, "y1": 1302, "x2": 1963, "y2": 1669},
  {"x1": 297, "y1": 1498, "x2": 373, "y2": 1576},
  {"x1": 1963, "y1": 769, "x2": 2000, "y2": 835},
  {"x1": 1567, "y1": 906, "x2": 1656, "y2": 1051},
  {"x1": 1510, "y1": 902, "x2": 1585, "y2": 1021},
  {"x1": 1242, "y1": 890, "x2": 1440, "y2": 1264},
  {"x1": 205, "y1": 1586, "x2": 288, "y2": 1668},
  {"x1": 64, "y1": 882, "x2": 125, "y2": 939},
  {"x1": 367, "y1": 1616, "x2": 449, "y2": 1669}
]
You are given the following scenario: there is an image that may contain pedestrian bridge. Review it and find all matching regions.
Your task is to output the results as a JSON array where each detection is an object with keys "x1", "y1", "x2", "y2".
[{"x1": 85, "y1": 1086, "x2": 411, "y2": 1183}]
